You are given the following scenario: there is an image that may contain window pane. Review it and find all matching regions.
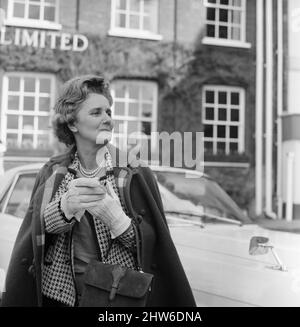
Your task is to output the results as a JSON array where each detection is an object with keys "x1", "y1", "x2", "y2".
[
  {"x1": 143, "y1": 16, "x2": 151, "y2": 31},
  {"x1": 24, "y1": 77, "x2": 35, "y2": 92},
  {"x1": 28, "y1": 5, "x2": 40, "y2": 19},
  {"x1": 116, "y1": 13, "x2": 126, "y2": 27},
  {"x1": 142, "y1": 103, "x2": 152, "y2": 118},
  {"x1": 128, "y1": 121, "x2": 139, "y2": 134},
  {"x1": 6, "y1": 134, "x2": 18, "y2": 148},
  {"x1": 23, "y1": 116, "x2": 34, "y2": 130},
  {"x1": 40, "y1": 78, "x2": 51, "y2": 93},
  {"x1": 205, "y1": 107, "x2": 214, "y2": 120},
  {"x1": 218, "y1": 108, "x2": 227, "y2": 121},
  {"x1": 207, "y1": 24, "x2": 215, "y2": 37},
  {"x1": 230, "y1": 126, "x2": 238, "y2": 138},
  {"x1": 142, "y1": 84, "x2": 154, "y2": 102},
  {"x1": 205, "y1": 91, "x2": 215, "y2": 103},
  {"x1": 130, "y1": 0, "x2": 140, "y2": 12},
  {"x1": 114, "y1": 102, "x2": 125, "y2": 116},
  {"x1": 217, "y1": 125, "x2": 226, "y2": 138},
  {"x1": 219, "y1": 25, "x2": 228, "y2": 38},
  {"x1": 8, "y1": 77, "x2": 20, "y2": 91},
  {"x1": 37, "y1": 134, "x2": 50, "y2": 149},
  {"x1": 231, "y1": 92, "x2": 240, "y2": 104},
  {"x1": 128, "y1": 103, "x2": 139, "y2": 117},
  {"x1": 204, "y1": 125, "x2": 213, "y2": 137},
  {"x1": 114, "y1": 83, "x2": 126, "y2": 98},
  {"x1": 231, "y1": 10, "x2": 241, "y2": 23},
  {"x1": 219, "y1": 9, "x2": 228, "y2": 22},
  {"x1": 21, "y1": 134, "x2": 33, "y2": 149},
  {"x1": 128, "y1": 84, "x2": 139, "y2": 99},
  {"x1": 217, "y1": 142, "x2": 226, "y2": 153},
  {"x1": 230, "y1": 142, "x2": 238, "y2": 152},
  {"x1": 129, "y1": 15, "x2": 139, "y2": 29},
  {"x1": 5, "y1": 174, "x2": 37, "y2": 219},
  {"x1": 8, "y1": 96, "x2": 19, "y2": 110},
  {"x1": 232, "y1": 0, "x2": 242, "y2": 7},
  {"x1": 113, "y1": 120, "x2": 125, "y2": 133},
  {"x1": 38, "y1": 116, "x2": 50, "y2": 130},
  {"x1": 218, "y1": 92, "x2": 227, "y2": 104},
  {"x1": 142, "y1": 121, "x2": 151, "y2": 136},
  {"x1": 44, "y1": 6, "x2": 55, "y2": 21},
  {"x1": 116, "y1": 0, "x2": 126, "y2": 10},
  {"x1": 24, "y1": 97, "x2": 35, "y2": 111},
  {"x1": 204, "y1": 141, "x2": 213, "y2": 152},
  {"x1": 220, "y1": 0, "x2": 229, "y2": 4},
  {"x1": 231, "y1": 109, "x2": 239, "y2": 121},
  {"x1": 39, "y1": 97, "x2": 50, "y2": 111},
  {"x1": 13, "y1": 3, "x2": 25, "y2": 18},
  {"x1": 207, "y1": 8, "x2": 216, "y2": 21},
  {"x1": 7, "y1": 115, "x2": 19, "y2": 129},
  {"x1": 232, "y1": 27, "x2": 241, "y2": 40}
]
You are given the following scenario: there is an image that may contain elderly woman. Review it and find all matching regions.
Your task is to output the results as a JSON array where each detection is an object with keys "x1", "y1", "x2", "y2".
[{"x1": 1, "y1": 75, "x2": 196, "y2": 307}]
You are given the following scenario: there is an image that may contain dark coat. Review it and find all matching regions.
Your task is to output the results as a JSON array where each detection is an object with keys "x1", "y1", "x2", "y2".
[{"x1": 1, "y1": 145, "x2": 196, "y2": 307}]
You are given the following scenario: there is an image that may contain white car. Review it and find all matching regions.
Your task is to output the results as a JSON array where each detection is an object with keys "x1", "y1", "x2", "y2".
[{"x1": 1, "y1": 163, "x2": 300, "y2": 306}]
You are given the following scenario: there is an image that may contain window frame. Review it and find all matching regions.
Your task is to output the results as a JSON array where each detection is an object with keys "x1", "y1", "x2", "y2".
[
  {"x1": 202, "y1": 0, "x2": 251, "y2": 48},
  {"x1": 109, "y1": 0, "x2": 162, "y2": 40},
  {"x1": 202, "y1": 85, "x2": 245, "y2": 155},
  {"x1": 5, "y1": 0, "x2": 62, "y2": 30},
  {"x1": 1, "y1": 72, "x2": 56, "y2": 151},
  {"x1": 111, "y1": 79, "x2": 158, "y2": 151}
]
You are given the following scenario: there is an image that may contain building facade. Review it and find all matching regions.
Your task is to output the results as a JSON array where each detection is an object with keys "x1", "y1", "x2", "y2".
[{"x1": 0, "y1": 0, "x2": 257, "y2": 213}]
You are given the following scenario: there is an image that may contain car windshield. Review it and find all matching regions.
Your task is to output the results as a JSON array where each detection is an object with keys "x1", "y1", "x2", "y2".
[{"x1": 153, "y1": 170, "x2": 252, "y2": 225}]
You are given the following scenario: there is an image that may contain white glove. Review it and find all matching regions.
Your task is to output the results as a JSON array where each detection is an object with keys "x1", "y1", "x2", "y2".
[
  {"x1": 60, "y1": 177, "x2": 106, "y2": 222},
  {"x1": 87, "y1": 182, "x2": 131, "y2": 238}
]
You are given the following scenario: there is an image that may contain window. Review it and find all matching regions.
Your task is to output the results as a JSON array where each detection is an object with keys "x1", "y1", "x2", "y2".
[
  {"x1": 3, "y1": 172, "x2": 37, "y2": 219},
  {"x1": 202, "y1": 86, "x2": 245, "y2": 155},
  {"x1": 109, "y1": 0, "x2": 162, "y2": 40},
  {"x1": 203, "y1": 0, "x2": 250, "y2": 48},
  {"x1": 6, "y1": 0, "x2": 61, "y2": 29},
  {"x1": 111, "y1": 80, "x2": 157, "y2": 150},
  {"x1": 1, "y1": 73, "x2": 55, "y2": 150}
]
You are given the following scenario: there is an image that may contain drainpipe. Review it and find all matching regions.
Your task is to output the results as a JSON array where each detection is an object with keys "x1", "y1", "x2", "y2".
[
  {"x1": 173, "y1": 0, "x2": 178, "y2": 71},
  {"x1": 265, "y1": 0, "x2": 276, "y2": 219},
  {"x1": 76, "y1": 0, "x2": 80, "y2": 31},
  {"x1": 286, "y1": 152, "x2": 294, "y2": 222},
  {"x1": 255, "y1": 0, "x2": 264, "y2": 216},
  {"x1": 276, "y1": 0, "x2": 283, "y2": 219}
]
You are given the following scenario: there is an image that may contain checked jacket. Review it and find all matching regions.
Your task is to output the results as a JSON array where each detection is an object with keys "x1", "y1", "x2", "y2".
[{"x1": 41, "y1": 148, "x2": 137, "y2": 306}]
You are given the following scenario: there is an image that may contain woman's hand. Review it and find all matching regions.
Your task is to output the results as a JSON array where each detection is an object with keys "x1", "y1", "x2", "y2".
[
  {"x1": 87, "y1": 182, "x2": 131, "y2": 238},
  {"x1": 60, "y1": 177, "x2": 106, "y2": 221}
]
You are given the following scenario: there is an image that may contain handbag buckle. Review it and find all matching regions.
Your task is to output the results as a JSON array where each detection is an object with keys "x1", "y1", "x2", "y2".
[{"x1": 109, "y1": 265, "x2": 127, "y2": 302}]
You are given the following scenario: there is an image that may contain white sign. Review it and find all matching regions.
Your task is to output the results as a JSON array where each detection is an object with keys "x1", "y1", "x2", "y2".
[{"x1": 0, "y1": 27, "x2": 88, "y2": 51}]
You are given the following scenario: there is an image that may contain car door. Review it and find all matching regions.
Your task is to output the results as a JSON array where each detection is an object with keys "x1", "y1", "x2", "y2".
[{"x1": 0, "y1": 171, "x2": 37, "y2": 295}]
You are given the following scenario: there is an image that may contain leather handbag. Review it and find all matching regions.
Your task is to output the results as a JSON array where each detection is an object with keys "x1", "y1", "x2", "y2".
[{"x1": 79, "y1": 222, "x2": 154, "y2": 307}]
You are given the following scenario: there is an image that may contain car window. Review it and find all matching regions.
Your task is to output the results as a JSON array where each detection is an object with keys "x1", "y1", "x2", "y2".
[
  {"x1": 4, "y1": 173, "x2": 37, "y2": 219},
  {"x1": 154, "y1": 170, "x2": 251, "y2": 224}
]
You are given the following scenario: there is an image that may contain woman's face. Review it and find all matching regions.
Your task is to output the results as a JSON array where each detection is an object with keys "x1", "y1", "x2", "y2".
[{"x1": 70, "y1": 93, "x2": 114, "y2": 145}]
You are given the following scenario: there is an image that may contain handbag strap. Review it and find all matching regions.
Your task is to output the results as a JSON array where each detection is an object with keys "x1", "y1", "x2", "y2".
[{"x1": 86, "y1": 210, "x2": 144, "y2": 272}]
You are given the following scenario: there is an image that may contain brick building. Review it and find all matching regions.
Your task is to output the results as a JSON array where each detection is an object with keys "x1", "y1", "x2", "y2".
[{"x1": 0, "y1": 0, "x2": 262, "y2": 214}]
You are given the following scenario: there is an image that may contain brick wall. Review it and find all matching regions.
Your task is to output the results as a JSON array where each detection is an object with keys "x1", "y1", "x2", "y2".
[{"x1": 60, "y1": 0, "x2": 77, "y2": 32}]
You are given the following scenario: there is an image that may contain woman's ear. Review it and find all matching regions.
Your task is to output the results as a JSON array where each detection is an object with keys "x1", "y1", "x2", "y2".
[{"x1": 67, "y1": 122, "x2": 78, "y2": 133}]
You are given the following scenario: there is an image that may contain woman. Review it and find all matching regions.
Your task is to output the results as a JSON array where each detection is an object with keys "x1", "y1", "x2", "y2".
[{"x1": 1, "y1": 75, "x2": 196, "y2": 307}]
